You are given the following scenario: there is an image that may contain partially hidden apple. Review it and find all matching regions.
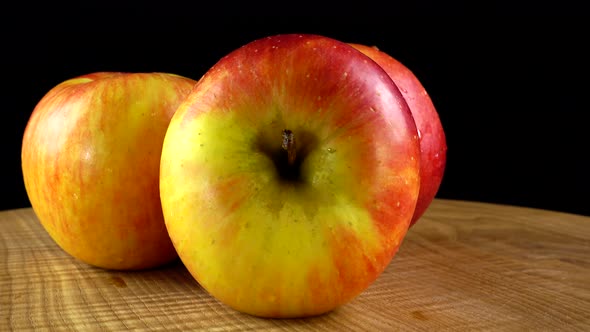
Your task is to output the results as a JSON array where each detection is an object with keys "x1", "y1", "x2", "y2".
[
  {"x1": 22, "y1": 72, "x2": 196, "y2": 270},
  {"x1": 350, "y1": 44, "x2": 447, "y2": 226},
  {"x1": 159, "y1": 34, "x2": 421, "y2": 317}
]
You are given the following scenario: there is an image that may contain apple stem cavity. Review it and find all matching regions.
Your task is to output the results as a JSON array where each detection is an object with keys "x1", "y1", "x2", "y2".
[{"x1": 282, "y1": 129, "x2": 296, "y2": 166}]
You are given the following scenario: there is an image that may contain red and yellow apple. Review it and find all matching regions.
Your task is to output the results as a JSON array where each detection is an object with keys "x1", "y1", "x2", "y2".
[
  {"x1": 21, "y1": 72, "x2": 196, "y2": 270},
  {"x1": 351, "y1": 44, "x2": 447, "y2": 226},
  {"x1": 159, "y1": 34, "x2": 421, "y2": 317}
]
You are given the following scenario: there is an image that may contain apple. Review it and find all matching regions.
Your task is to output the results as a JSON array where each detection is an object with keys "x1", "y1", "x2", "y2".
[
  {"x1": 350, "y1": 44, "x2": 447, "y2": 226},
  {"x1": 21, "y1": 72, "x2": 196, "y2": 270},
  {"x1": 159, "y1": 34, "x2": 421, "y2": 317}
]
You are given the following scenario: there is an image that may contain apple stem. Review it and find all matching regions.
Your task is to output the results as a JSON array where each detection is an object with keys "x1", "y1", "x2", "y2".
[{"x1": 282, "y1": 129, "x2": 296, "y2": 165}]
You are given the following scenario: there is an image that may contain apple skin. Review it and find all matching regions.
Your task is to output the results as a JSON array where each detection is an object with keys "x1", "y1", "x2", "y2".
[
  {"x1": 21, "y1": 72, "x2": 196, "y2": 270},
  {"x1": 350, "y1": 44, "x2": 447, "y2": 226},
  {"x1": 160, "y1": 34, "x2": 421, "y2": 317}
]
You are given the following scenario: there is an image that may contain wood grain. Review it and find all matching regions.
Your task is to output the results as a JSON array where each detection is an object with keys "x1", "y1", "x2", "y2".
[{"x1": 1, "y1": 199, "x2": 589, "y2": 331}]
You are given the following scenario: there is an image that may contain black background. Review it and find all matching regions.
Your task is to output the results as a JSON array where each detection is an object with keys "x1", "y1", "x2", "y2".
[{"x1": 3, "y1": 5, "x2": 589, "y2": 216}]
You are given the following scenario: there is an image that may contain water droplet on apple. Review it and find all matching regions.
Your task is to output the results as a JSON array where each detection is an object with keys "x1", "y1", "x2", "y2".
[
  {"x1": 83, "y1": 147, "x2": 94, "y2": 162},
  {"x1": 396, "y1": 201, "x2": 401, "y2": 207},
  {"x1": 369, "y1": 107, "x2": 376, "y2": 112},
  {"x1": 327, "y1": 148, "x2": 336, "y2": 153},
  {"x1": 417, "y1": 129, "x2": 422, "y2": 140},
  {"x1": 73, "y1": 193, "x2": 79, "y2": 200}
]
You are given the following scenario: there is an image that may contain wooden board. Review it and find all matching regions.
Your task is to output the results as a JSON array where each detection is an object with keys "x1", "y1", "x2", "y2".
[{"x1": 1, "y1": 199, "x2": 589, "y2": 331}]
